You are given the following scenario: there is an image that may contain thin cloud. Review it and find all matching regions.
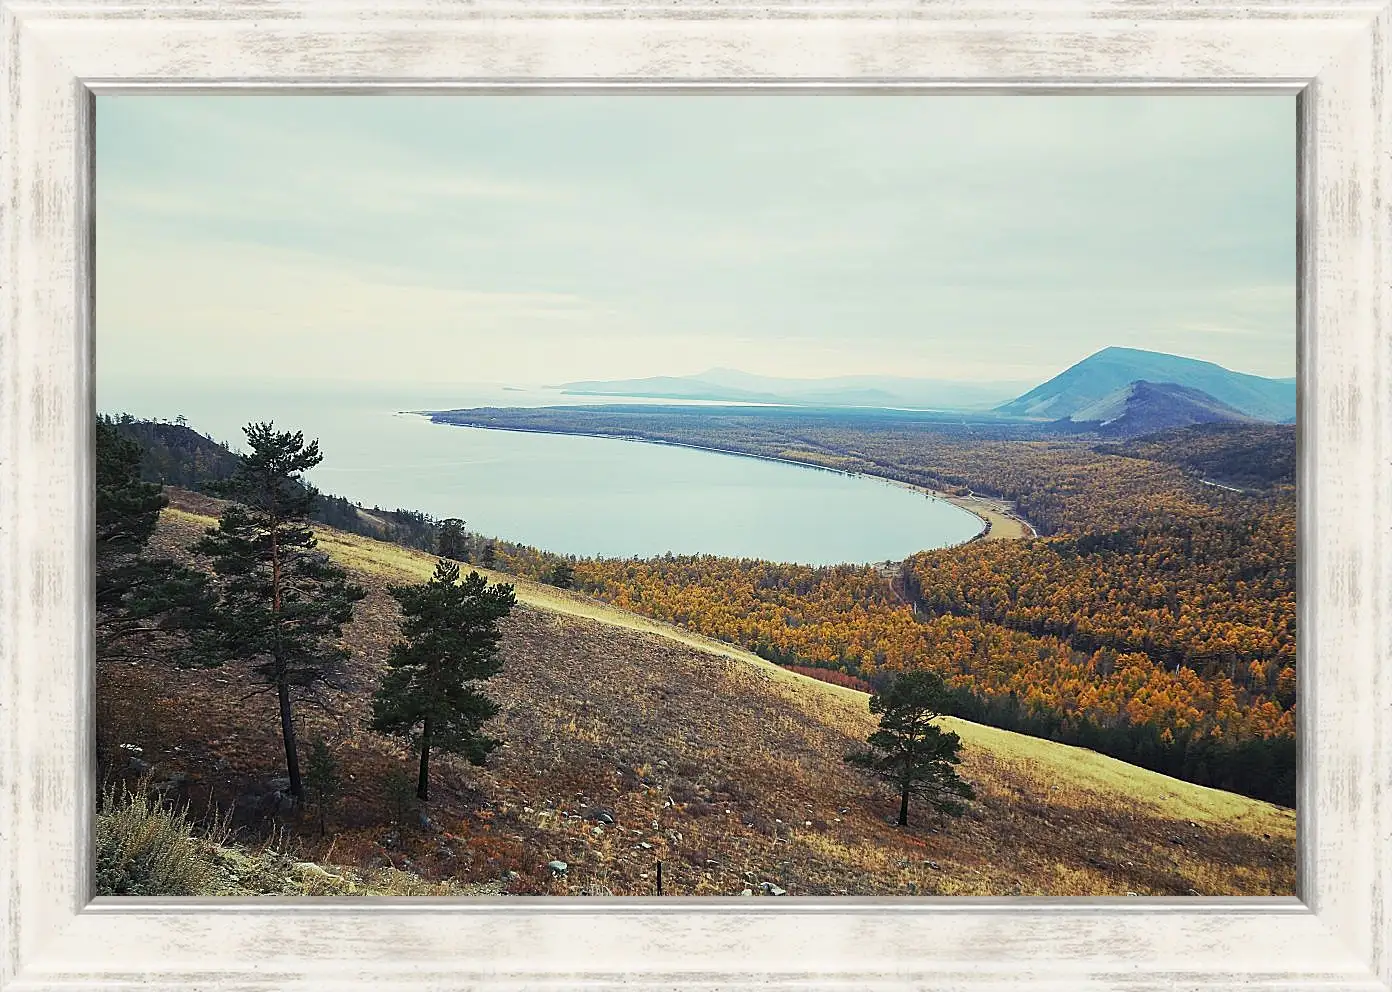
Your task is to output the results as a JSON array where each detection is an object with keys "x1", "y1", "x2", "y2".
[{"x1": 96, "y1": 95, "x2": 1296, "y2": 386}]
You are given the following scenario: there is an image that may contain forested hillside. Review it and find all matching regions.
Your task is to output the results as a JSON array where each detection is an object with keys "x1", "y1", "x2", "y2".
[
  {"x1": 426, "y1": 409, "x2": 1297, "y2": 807},
  {"x1": 97, "y1": 492, "x2": 1294, "y2": 897},
  {"x1": 111, "y1": 413, "x2": 1298, "y2": 806},
  {"x1": 104, "y1": 415, "x2": 442, "y2": 552}
]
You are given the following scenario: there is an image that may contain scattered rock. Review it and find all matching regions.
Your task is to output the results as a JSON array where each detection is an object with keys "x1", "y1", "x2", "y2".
[
  {"x1": 127, "y1": 757, "x2": 153, "y2": 775},
  {"x1": 151, "y1": 774, "x2": 187, "y2": 793},
  {"x1": 268, "y1": 777, "x2": 292, "y2": 792},
  {"x1": 589, "y1": 808, "x2": 615, "y2": 825},
  {"x1": 761, "y1": 882, "x2": 787, "y2": 896},
  {"x1": 548, "y1": 860, "x2": 568, "y2": 874},
  {"x1": 923, "y1": 861, "x2": 940, "y2": 870},
  {"x1": 638, "y1": 842, "x2": 652, "y2": 850},
  {"x1": 740, "y1": 888, "x2": 753, "y2": 897},
  {"x1": 118, "y1": 743, "x2": 143, "y2": 754}
]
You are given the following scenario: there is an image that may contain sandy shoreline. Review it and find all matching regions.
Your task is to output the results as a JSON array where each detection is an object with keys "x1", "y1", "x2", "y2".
[
  {"x1": 912, "y1": 487, "x2": 1036, "y2": 541},
  {"x1": 419, "y1": 413, "x2": 1038, "y2": 543}
]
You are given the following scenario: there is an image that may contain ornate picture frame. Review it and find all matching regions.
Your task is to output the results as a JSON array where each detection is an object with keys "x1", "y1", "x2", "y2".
[{"x1": 2, "y1": 1, "x2": 1388, "y2": 988}]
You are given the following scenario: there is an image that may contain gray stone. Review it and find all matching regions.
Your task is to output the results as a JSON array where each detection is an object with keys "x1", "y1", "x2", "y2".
[
  {"x1": 761, "y1": 882, "x2": 787, "y2": 896},
  {"x1": 548, "y1": 860, "x2": 568, "y2": 874},
  {"x1": 740, "y1": 888, "x2": 753, "y2": 896},
  {"x1": 152, "y1": 773, "x2": 189, "y2": 793}
]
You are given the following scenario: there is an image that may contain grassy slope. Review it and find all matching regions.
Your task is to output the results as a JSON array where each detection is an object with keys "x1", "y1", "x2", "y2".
[
  {"x1": 100, "y1": 495, "x2": 1293, "y2": 897},
  {"x1": 316, "y1": 516, "x2": 1280, "y2": 831}
]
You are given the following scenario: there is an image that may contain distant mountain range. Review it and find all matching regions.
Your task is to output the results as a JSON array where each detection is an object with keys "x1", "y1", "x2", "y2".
[
  {"x1": 560, "y1": 347, "x2": 1297, "y2": 427},
  {"x1": 995, "y1": 346, "x2": 1296, "y2": 424},
  {"x1": 561, "y1": 367, "x2": 1029, "y2": 411}
]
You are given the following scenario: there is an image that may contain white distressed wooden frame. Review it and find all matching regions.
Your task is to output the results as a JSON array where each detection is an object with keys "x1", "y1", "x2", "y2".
[{"x1": 1, "y1": 1, "x2": 1387, "y2": 989}]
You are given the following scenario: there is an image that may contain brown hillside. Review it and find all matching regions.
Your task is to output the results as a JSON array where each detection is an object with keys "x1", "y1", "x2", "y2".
[{"x1": 94, "y1": 493, "x2": 1295, "y2": 897}]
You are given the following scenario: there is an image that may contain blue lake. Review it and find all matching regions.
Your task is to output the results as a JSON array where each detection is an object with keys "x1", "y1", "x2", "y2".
[{"x1": 99, "y1": 379, "x2": 984, "y2": 565}]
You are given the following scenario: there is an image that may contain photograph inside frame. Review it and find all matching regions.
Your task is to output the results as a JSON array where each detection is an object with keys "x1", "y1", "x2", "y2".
[{"x1": 93, "y1": 94, "x2": 1296, "y2": 897}]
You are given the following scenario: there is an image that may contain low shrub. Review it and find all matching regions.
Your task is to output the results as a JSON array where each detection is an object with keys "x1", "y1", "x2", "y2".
[{"x1": 94, "y1": 779, "x2": 218, "y2": 896}]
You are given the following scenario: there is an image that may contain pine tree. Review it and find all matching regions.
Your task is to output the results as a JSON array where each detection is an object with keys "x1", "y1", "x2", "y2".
[
  {"x1": 371, "y1": 559, "x2": 516, "y2": 801},
  {"x1": 95, "y1": 417, "x2": 212, "y2": 662},
  {"x1": 846, "y1": 669, "x2": 974, "y2": 827},
  {"x1": 193, "y1": 422, "x2": 364, "y2": 800},
  {"x1": 437, "y1": 518, "x2": 468, "y2": 561},
  {"x1": 304, "y1": 737, "x2": 341, "y2": 836},
  {"x1": 547, "y1": 561, "x2": 576, "y2": 590}
]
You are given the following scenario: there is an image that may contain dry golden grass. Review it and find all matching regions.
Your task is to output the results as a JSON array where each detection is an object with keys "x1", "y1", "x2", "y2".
[{"x1": 101, "y1": 497, "x2": 1295, "y2": 897}]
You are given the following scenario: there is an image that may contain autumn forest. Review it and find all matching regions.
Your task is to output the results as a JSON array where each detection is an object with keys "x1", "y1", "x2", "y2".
[{"x1": 437, "y1": 409, "x2": 1298, "y2": 806}]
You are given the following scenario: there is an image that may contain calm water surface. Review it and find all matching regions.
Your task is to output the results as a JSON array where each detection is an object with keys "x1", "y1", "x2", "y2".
[{"x1": 100, "y1": 379, "x2": 983, "y2": 565}]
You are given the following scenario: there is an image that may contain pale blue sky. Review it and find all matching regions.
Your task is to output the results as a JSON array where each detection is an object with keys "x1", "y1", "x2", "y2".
[{"x1": 96, "y1": 95, "x2": 1295, "y2": 387}]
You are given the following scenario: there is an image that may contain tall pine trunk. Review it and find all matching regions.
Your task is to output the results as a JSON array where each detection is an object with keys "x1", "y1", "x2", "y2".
[
  {"x1": 417, "y1": 716, "x2": 433, "y2": 801},
  {"x1": 270, "y1": 520, "x2": 302, "y2": 799},
  {"x1": 898, "y1": 781, "x2": 911, "y2": 826}
]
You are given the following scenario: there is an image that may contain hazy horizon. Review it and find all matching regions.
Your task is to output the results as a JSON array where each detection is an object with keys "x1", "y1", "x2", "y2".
[{"x1": 97, "y1": 95, "x2": 1296, "y2": 389}]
